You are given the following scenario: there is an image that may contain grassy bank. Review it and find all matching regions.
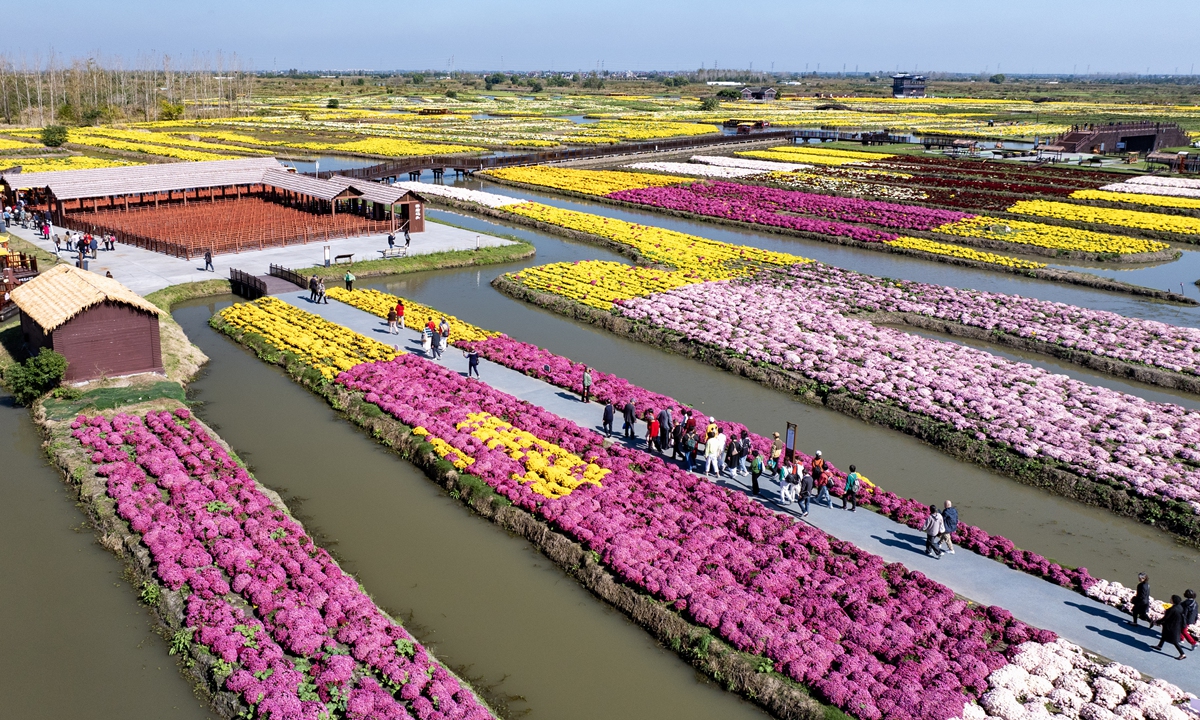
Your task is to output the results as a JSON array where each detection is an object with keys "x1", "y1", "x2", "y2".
[{"x1": 294, "y1": 240, "x2": 535, "y2": 281}]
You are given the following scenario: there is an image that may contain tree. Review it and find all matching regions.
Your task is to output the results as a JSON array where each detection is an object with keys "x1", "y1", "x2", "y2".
[
  {"x1": 411, "y1": 73, "x2": 426, "y2": 85},
  {"x1": 326, "y1": 99, "x2": 339, "y2": 108},
  {"x1": 716, "y1": 88, "x2": 741, "y2": 100},
  {"x1": 41, "y1": 125, "x2": 69, "y2": 147},
  {"x1": 989, "y1": 74, "x2": 1006, "y2": 84},
  {"x1": 700, "y1": 96, "x2": 721, "y2": 111},
  {"x1": 3, "y1": 348, "x2": 68, "y2": 406},
  {"x1": 158, "y1": 98, "x2": 185, "y2": 121},
  {"x1": 530, "y1": 81, "x2": 544, "y2": 93},
  {"x1": 582, "y1": 75, "x2": 605, "y2": 89},
  {"x1": 445, "y1": 90, "x2": 458, "y2": 98}
]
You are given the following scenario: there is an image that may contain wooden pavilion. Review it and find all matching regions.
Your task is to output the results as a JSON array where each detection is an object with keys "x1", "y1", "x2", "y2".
[{"x1": 11, "y1": 264, "x2": 164, "y2": 383}]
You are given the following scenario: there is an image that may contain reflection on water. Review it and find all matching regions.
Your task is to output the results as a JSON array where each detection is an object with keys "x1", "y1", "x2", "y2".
[
  {"x1": 283, "y1": 156, "x2": 384, "y2": 174},
  {"x1": 172, "y1": 299, "x2": 769, "y2": 720}
]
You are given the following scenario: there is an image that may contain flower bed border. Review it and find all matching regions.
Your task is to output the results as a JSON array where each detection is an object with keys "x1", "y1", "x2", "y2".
[
  {"x1": 489, "y1": 274, "x2": 1200, "y2": 548},
  {"x1": 207, "y1": 313, "x2": 833, "y2": 720}
]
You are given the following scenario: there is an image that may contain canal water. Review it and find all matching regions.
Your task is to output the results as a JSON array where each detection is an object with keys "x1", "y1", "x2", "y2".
[
  {"x1": 0, "y1": 394, "x2": 217, "y2": 720},
  {"x1": 171, "y1": 299, "x2": 770, "y2": 720}
]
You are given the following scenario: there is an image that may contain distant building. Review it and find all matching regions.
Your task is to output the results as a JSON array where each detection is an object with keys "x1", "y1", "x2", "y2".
[
  {"x1": 740, "y1": 87, "x2": 777, "y2": 101},
  {"x1": 892, "y1": 74, "x2": 926, "y2": 98},
  {"x1": 11, "y1": 264, "x2": 164, "y2": 383},
  {"x1": 1050, "y1": 122, "x2": 1191, "y2": 154}
]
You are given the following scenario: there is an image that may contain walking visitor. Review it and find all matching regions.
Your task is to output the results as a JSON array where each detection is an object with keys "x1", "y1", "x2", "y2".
[
  {"x1": 1130, "y1": 573, "x2": 1152, "y2": 627},
  {"x1": 622, "y1": 399, "x2": 636, "y2": 439},
  {"x1": 749, "y1": 450, "x2": 763, "y2": 496},
  {"x1": 439, "y1": 317, "x2": 450, "y2": 343},
  {"x1": 581, "y1": 366, "x2": 592, "y2": 402},
  {"x1": 395, "y1": 300, "x2": 405, "y2": 329},
  {"x1": 388, "y1": 233, "x2": 396, "y2": 249},
  {"x1": 1154, "y1": 596, "x2": 1188, "y2": 660},
  {"x1": 841, "y1": 465, "x2": 860, "y2": 511},
  {"x1": 431, "y1": 327, "x2": 443, "y2": 360},
  {"x1": 344, "y1": 271, "x2": 355, "y2": 291},
  {"x1": 387, "y1": 307, "x2": 399, "y2": 334},
  {"x1": 316, "y1": 279, "x2": 328, "y2": 304},
  {"x1": 646, "y1": 411, "x2": 660, "y2": 452},
  {"x1": 938, "y1": 501, "x2": 958, "y2": 554},
  {"x1": 204, "y1": 249, "x2": 215, "y2": 272},
  {"x1": 1181, "y1": 590, "x2": 1198, "y2": 651},
  {"x1": 404, "y1": 227, "x2": 412, "y2": 250},
  {"x1": 923, "y1": 505, "x2": 945, "y2": 559},
  {"x1": 713, "y1": 428, "x2": 728, "y2": 477},
  {"x1": 798, "y1": 469, "x2": 813, "y2": 517},
  {"x1": 464, "y1": 349, "x2": 480, "y2": 377},
  {"x1": 657, "y1": 407, "x2": 672, "y2": 453},
  {"x1": 780, "y1": 463, "x2": 798, "y2": 504},
  {"x1": 602, "y1": 401, "x2": 614, "y2": 436},
  {"x1": 684, "y1": 427, "x2": 699, "y2": 471},
  {"x1": 422, "y1": 324, "x2": 433, "y2": 356},
  {"x1": 308, "y1": 275, "x2": 318, "y2": 302},
  {"x1": 704, "y1": 430, "x2": 721, "y2": 477}
]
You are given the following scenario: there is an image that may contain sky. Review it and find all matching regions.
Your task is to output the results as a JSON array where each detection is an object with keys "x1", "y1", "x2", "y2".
[{"x1": 7, "y1": 0, "x2": 1199, "y2": 75}]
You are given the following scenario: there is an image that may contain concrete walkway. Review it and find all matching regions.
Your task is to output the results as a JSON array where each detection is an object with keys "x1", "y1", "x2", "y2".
[
  {"x1": 6, "y1": 222, "x2": 515, "y2": 296},
  {"x1": 274, "y1": 290, "x2": 1197, "y2": 693}
]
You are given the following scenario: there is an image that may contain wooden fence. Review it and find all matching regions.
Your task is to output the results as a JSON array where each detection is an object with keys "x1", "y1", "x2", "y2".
[{"x1": 229, "y1": 268, "x2": 266, "y2": 300}]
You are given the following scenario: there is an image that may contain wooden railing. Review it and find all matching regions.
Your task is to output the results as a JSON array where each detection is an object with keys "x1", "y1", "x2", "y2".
[
  {"x1": 269, "y1": 264, "x2": 307, "y2": 289},
  {"x1": 229, "y1": 268, "x2": 266, "y2": 300}
]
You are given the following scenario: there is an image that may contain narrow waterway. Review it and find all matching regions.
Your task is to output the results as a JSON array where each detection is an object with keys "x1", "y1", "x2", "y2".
[
  {"x1": 441, "y1": 175, "x2": 1200, "y2": 324},
  {"x1": 0, "y1": 394, "x2": 217, "y2": 720},
  {"x1": 382, "y1": 211, "x2": 1199, "y2": 590},
  {"x1": 173, "y1": 299, "x2": 771, "y2": 720}
]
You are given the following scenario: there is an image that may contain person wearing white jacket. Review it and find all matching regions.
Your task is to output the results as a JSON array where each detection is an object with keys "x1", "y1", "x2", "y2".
[{"x1": 923, "y1": 505, "x2": 945, "y2": 559}]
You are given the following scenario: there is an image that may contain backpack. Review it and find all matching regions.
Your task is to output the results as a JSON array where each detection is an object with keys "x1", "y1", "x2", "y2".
[{"x1": 751, "y1": 457, "x2": 763, "y2": 474}]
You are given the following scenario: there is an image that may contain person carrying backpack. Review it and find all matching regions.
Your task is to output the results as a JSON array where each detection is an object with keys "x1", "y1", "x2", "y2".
[
  {"x1": 344, "y1": 271, "x2": 355, "y2": 291},
  {"x1": 798, "y1": 470, "x2": 813, "y2": 517},
  {"x1": 923, "y1": 505, "x2": 945, "y2": 558},
  {"x1": 749, "y1": 450, "x2": 764, "y2": 496},
  {"x1": 841, "y1": 464, "x2": 860, "y2": 512}
]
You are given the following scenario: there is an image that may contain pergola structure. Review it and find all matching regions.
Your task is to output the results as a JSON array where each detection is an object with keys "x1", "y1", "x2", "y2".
[{"x1": 0, "y1": 158, "x2": 426, "y2": 258}]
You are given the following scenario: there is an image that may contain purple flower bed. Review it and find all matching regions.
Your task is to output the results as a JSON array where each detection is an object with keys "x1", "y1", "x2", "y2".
[
  {"x1": 457, "y1": 335, "x2": 1097, "y2": 592},
  {"x1": 779, "y1": 263, "x2": 1200, "y2": 379},
  {"x1": 617, "y1": 282, "x2": 1200, "y2": 515},
  {"x1": 339, "y1": 354, "x2": 1058, "y2": 720},
  {"x1": 73, "y1": 409, "x2": 493, "y2": 720},
  {"x1": 607, "y1": 182, "x2": 972, "y2": 238}
]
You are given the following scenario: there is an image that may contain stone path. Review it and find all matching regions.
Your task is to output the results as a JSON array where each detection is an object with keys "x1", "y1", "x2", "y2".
[
  {"x1": 273, "y1": 290, "x2": 1198, "y2": 693},
  {"x1": 5, "y1": 222, "x2": 515, "y2": 296}
]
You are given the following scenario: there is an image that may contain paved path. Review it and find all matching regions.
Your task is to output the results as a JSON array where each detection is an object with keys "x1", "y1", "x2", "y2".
[
  {"x1": 6, "y1": 222, "x2": 515, "y2": 296},
  {"x1": 274, "y1": 291, "x2": 1198, "y2": 693}
]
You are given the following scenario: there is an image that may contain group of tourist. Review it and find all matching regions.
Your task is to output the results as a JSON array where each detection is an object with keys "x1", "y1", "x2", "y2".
[
  {"x1": 306, "y1": 275, "x2": 330, "y2": 304},
  {"x1": 51, "y1": 229, "x2": 116, "y2": 259},
  {"x1": 1129, "y1": 573, "x2": 1198, "y2": 660},
  {"x1": 422, "y1": 316, "x2": 451, "y2": 360}
]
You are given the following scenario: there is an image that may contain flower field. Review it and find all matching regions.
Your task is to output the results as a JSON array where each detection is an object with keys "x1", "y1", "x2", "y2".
[
  {"x1": 338, "y1": 354, "x2": 1052, "y2": 720},
  {"x1": 482, "y1": 166, "x2": 693, "y2": 195},
  {"x1": 73, "y1": 409, "x2": 494, "y2": 720},
  {"x1": 616, "y1": 279, "x2": 1200, "y2": 516},
  {"x1": 783, "y1": 263, "x2": 1200, "y2": 378},
  {"x1": 1009, "y1": 200, "x2": 1200, "y2": 236},
  {"x1": 737, "y1": 145, "x2": 895, "y2": 167},
  {"x1": 884, "y1": 237, "x2": 1046, "y2": 269},
  {"x1": 1096, "y1": 182, "x2": 1200, "y2": 200},
  {"x1": 691, "y1": 154, "x2": 813, "y2": 172},
  {"x1": 217, "y1": 297, "x2": 399, "y2": 379},
  {"x1": 1, "y1": 155, "x2": 138, "y2": 172},
  {"x1": 933, "y1": 217, "x2": 1169, "y2": 255},
  {"x1": 1070, "y1": 188, "x2": 1200, "y2": 210},
  {"x1": 625, "y1": 160, "x2": 763, "y2": 179},
  {"x1": 326, "y1": 288, "x2": 499, "y2": 342}
]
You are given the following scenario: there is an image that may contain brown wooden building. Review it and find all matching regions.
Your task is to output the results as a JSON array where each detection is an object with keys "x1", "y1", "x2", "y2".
[{"x1": 10, "y1": 264, "x2": 163, "y2": 383}]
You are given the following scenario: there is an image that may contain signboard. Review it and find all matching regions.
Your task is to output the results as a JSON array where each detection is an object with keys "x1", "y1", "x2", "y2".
[{"x1": 784, "y1": 422, "x2": 797, "y2": 464}]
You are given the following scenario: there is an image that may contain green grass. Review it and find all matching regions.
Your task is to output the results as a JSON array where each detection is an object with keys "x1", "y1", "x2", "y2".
[
  {"x1": 293, "y1": 240, "x2": 535, "y2": 279},
  {"x1": 41, "y1": 381, "x2": 187, "y2": 419},
  {"x1": 144, "y1": 279, "x2": 234, "y2": 312}
]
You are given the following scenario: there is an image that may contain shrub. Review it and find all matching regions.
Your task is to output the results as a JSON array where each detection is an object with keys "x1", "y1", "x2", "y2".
[
  {"x1": 326, "y1": 98, "x2": 339, "y2": 108},
  {"x1": 716, "y1": 88, "x2": 741, "y2": 100},
  {"x1": 530, "y1": 81, "x2": 544, "y2": 93},
  {"x1": 445, "y1": 90, "x2": 458, "y2": 99},
  {"x1": 157, "y1": 98, "x2": 185, "y2": 121},
  {"x1": 3, "y1": 348, "x2": 68, "y2": 406},
  {"x1": 700, "y1": 96, "x2": 721, "y2": 111},
  {"x1": 41, "y1": 125, "x2": 69, "y2": 147},
  {"x1": 989, "y1": 74, "x2": 1006, "y2": 84}
]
